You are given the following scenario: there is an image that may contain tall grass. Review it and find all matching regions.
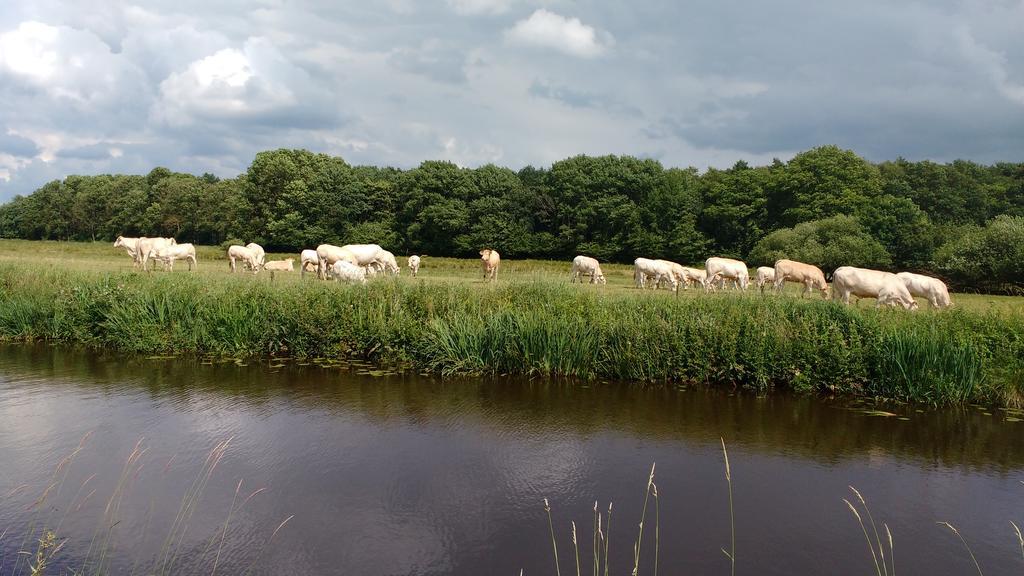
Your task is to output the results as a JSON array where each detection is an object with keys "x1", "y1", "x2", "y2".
[{"x1": 1, "y1": 262, "x2": 1023, "y2": 405}]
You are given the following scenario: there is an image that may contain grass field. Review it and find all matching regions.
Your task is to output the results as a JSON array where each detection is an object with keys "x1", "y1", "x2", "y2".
[
  {"x1": 2, "y1": 239, "x2": 1022, "y2": 312},
  {"x1": 1, "y1": 239, "x2": 1022, "y2": 406}
]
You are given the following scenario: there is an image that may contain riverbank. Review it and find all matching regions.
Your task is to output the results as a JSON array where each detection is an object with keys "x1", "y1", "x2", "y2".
[{"x1": 1, "y1": 259, "x2": 1022, "y2": 406}]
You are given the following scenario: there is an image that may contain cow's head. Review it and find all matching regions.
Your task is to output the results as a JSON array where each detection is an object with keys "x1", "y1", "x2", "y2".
[
  {"x1": 114, "y1": 236, "x2": 124, "y2": 247},
  {"x1": 479, "y1": 249, "x2": 492, "y2": 260}
]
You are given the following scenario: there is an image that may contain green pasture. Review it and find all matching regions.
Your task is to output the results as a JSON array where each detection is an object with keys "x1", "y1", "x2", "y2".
[{"x1": 0, "y1": 239, "x2": 1019, "y2": 314}]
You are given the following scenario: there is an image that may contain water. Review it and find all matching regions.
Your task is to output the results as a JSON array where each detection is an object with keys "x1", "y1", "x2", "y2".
[{"x1": 0, "y1": 345, "x2": 1022, "y2": 575}]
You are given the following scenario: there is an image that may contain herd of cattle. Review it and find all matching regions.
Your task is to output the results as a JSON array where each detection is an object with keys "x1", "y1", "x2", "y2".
[
  {"x1": 112, "y1": 236, "x2": 950, "y2": 309},
  {"x1": 629, "y1": 255, "x2": 952, "y2": 309}
]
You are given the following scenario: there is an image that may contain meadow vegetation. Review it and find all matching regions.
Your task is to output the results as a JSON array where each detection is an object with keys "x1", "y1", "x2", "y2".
[{"x1": 1, "y1": 240, "x2": 1022, "y2": 406}]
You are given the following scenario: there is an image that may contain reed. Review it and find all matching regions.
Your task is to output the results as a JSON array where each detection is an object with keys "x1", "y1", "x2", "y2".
[{"x1": 1, "y1": 261, "x2": 1023, "y2": 405}]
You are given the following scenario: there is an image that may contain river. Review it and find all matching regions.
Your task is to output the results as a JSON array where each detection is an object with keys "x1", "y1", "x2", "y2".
[{"x1": 0, "y1": 344, "x2": 1021, "y2": 575}]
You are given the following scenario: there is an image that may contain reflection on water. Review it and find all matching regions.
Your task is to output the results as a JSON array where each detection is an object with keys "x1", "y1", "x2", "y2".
[{"x1": 0, "y1": 344, "x2": 1021, "y2": 575}]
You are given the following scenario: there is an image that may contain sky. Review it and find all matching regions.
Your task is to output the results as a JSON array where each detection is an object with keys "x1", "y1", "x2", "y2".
[{"x1": 0, "y1": 0, "x2": 1022, "y2": 200}]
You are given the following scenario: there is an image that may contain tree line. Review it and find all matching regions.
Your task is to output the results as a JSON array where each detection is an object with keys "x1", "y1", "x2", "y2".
[{"x1": 1, "y1": 145, "x2": 1022, "y2": 292}]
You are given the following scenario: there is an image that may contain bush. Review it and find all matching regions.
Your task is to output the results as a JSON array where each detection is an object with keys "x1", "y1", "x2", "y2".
[
  {"x1": 934, "y1": 215, "x2": 1024, "y2": 292},
  {"x1": 748, "y1": 215, "x2": 891, "y2": 272}
]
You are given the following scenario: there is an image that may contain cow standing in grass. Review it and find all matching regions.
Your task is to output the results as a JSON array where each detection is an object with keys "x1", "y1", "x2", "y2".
[
  {"x1": 773, "y1": 259, "x2": 828, "y2": 298},
  {"x1": 480, "y1": 249, "x2": 500, "y2": 282},
  {"x1": 300, "y1": 249, "x2": 319, "y2": 277},
  {"x1": 153, "y1": 243, "x2": 197, "y2": 271},
  {"x1": 755, "y1": 266, "x2": 775, "y2": 293},
  {"x1": 114, "y1": 236, "x2": 141, "y2": 267},
  {"x1": 896, "y1": 272, "x2": 953, "y2": 309},
  {"x1": 570, "y1": 255, "x2": 606, "y2": 284},
  {"x1": 832, "y1": 266, "x2": 918, "y2": 310},
  {"x1": 408, "y1": 255, "x2": 421, "y2": 277},
  {"x1": 705, "y1": 257, "x2": 749, "y2": 291},
  {"x1": 228, "y1": 245, "x2": 260, "y2": 274}
]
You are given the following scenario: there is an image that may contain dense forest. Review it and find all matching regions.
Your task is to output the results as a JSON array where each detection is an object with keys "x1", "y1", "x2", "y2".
[{"x1": 1, "y1": 145, "x2": 1022, "y2": 291}]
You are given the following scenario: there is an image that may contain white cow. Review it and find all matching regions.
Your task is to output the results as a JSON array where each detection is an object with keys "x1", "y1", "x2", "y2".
[
  {"x1": 372, "y1": 249, "x2": 400, "y2": 276},
  {"x1": 480, "y1": 249, "x2": 500, "y2": 282},
  {"x1": 113, "y1": 236, "x2": 141, "y2": 267},
  {"x1": 705, "y1": 257, "x2": 749, "y2": 291},
  {"x1": 152, "y1": 242, "x2": 197, "y2": 271},
  {"x1": 332, "y1": 260, "x2": 367, "y2": 284},
  {"x1": 773, "y1": 259, "x2": 829, "y2": 298},
  {"x1": 228, "y1": 245, "x2": 260, "y2": 274},
  {"x1": 408, "y1": 255, "x2": 421, "y2": 277},
  {"x1": 679, "y1": 267, "x2": 708, "y2": 290},
  {"x1": 245, "y1": 243, "x2": 266, "y2": 269},
  {"x1": 139, "y1": 237, "x2": 177, "y2": 271},
  {"x1": 570, "y1": 255, "x2": 606, "y2": 284},
  {"x1": 832, "y1": 266, "x2": 918, "y2": 310},
  {"x1": 264, "y1": 258, "x2": 295, "y2": 272},
  {"x1": 755, "y1": 266, "x2": 776, "y2": 293},
  {"x1": 896, "y1": 272, "x2": 953, "y2": 309},
  {"x1": 316, "y1": 244, "x2": 357, "y2": 280},
  {"x1": 634, "y1": 258, "x2": 676, "y2": 291},
  {"x1": 300, "y1": 249, "x2": 319, "y2": 277}
]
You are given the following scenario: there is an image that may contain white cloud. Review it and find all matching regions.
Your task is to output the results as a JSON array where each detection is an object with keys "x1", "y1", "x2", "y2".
[
  {"x1": 505, "y1": 9, "x2": 612, "y2": 58},
  {"x1": 447, "y1": 0, "x2": 515, "y2": 16},
  {"x1": 152, "y1": 37, "x2": 330, "y2": 127},
  {"x1": 0, "y1": 21, "x2": 61, "y2": 83}
]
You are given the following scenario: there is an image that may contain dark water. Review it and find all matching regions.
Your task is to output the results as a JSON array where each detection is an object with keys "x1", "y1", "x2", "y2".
[{"x1": 1, "y1": 345, "x2": 1022, "y2": 575}]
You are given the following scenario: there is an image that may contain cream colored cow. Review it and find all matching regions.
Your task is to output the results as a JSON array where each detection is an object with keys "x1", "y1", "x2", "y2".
[
  {"x1": 755, "y1": 266, "x2": 775, "y2": 293},
  {"x1": 480, "y1": 249, "x2": 500, "y2": 281},
  {"x1": 264, "y1": 258, "x2": 295, "y2": 272},
  {"x1": 773, "y1": 259, "x2": 828, "y2": 298},
  {"x1": 571, "y1": 255, "x2": 606, "y2": 284},
  {"x1": 896, "y1": 272, "x2": 953, "y2": 309},
  {"x1": 228, "y1": 245, "x2": 260, "y2": 274},
  {"x1": 152, "y1": 242, "x2": 197, "y2": 271},
  {"x1": 705, "y1": 257, "x2": 749, "y2": 291},
  {"x1": 832, "y1": 266, "x2": 917, "y2": 310}
]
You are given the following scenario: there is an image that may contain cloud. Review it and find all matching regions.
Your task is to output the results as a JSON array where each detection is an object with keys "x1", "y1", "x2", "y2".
[
  {"x1": 0, "y1": 131, "x2": 40, "y2": 158},
  {"x1": 505, "y1": 9, "x2": 612, "y2": 58},
  {"x1": 153, "y1": 38, "x2": 340, "y2": 129},
  {"x1": 954, "y1": 25, "x2": 1024, "y2": 106},
  {"x1": 388, "y1": 39, "x2": 469, "y2": 84},
  {"x1": 446, "y1": 0, "x2": 515, "y2": 16},
  {"x1": 0, "y1": 0, "x2": 1023, "y2": 201}
]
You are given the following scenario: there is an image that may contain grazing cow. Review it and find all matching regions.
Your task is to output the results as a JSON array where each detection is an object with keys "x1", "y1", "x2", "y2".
[
  {"x1": 373, "y1": 249, "x2": 400, "y2": 276},
  {"x1": 653, "y1": 260, "x2": 689, "y2": 292},
  {"x1": 705, "y1": 257, "x2": 750, "y2": 291},
  {"x1": 264, "y1": 258, "x2": 295, "y2": 272},
  {"x1": 332, "y1": 260, "x2": 367, "y2": 284},
  {"x1": 832, "y1": 266, "x2": 918, "y2": 310},
  {"x1": 408, "y1": 255, "x2": 421, "y2": 277},
  {"x1": 679, "y1": 267, "x2": 707, "y2": 290},
  {"x1": 316, "y1": 244, "x2": 357, "y2": 280},
  {"x1": 152, "y1": 243, "x2": 197, "y2": 271},
  {"x1": 480, "y1": 248, "x2": 500, "y2": 281},
  {"x1": 633, "y1": 258, "x2": 676, "y2": 291},
  {"x1": 245, "y1": 243, "x2": 266, "y2": 269},
  {"x1": 570, "y1": 255, "x2": 606, "y2": 284},
  {"x1": 113, "y1": 236, "x2": 141, "y2": 267},
  {"x1": 300, "y1": 249, "x2": 319, "y2": 277},
  {"x1": 773, "y1": 259, "x2": 829, "y2": 298},
  {"x1": 340, "y1": 244, "x2": 386, "y2": 266},
  {"x1": 228, "y1": 245, "x2": 260, "y2": 274},
  {"x1": 896, "y1": 272, "x2": 953, "y2": 309},
  {"x1": 755, "y1": 266, "x2": 776, "y2": 293},
  {"x1": 138, "y1": 237, "x2": 177, "y2": 271}
]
